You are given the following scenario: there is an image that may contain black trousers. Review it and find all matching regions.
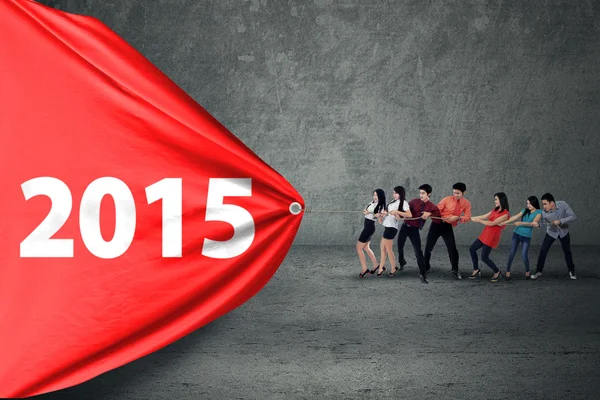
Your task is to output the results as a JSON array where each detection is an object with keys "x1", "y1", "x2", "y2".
[
  {"x1": 397, "y1": 224, "x2": 427, "y2": 276},
  {"x1": 536, "y1": 233, "x2": 575, "y2": 273},
  {"x1": 424, "y1": 222, "x2": 459, "y2": 272}
]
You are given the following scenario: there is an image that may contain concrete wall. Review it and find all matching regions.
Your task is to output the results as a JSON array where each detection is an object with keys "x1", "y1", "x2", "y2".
[{"x1": 40, "y1": 0, "x2": 600, "y2": 245}]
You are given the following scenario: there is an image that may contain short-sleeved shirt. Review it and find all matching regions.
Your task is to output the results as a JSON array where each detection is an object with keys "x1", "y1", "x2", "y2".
[
  {"x1": 382, "y1": 200, "x2": 410, "y2": 230},
  {"x1": 514, "y1": 209, "x2": 542, "y2": 238},
  {"x1": 364, "y1": 202, "x2": 377, "y2": 221},
  {"x1": 478, "y1": 208, "x2": 510, "y2": 248},
  {"x1": 404, "y1": 198, "x2": 442, "y2": 229}
]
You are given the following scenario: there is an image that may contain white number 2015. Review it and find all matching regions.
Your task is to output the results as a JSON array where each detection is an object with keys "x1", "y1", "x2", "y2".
[{"x1": 19, "y1": 177, "x2": 254, "y2": 259}]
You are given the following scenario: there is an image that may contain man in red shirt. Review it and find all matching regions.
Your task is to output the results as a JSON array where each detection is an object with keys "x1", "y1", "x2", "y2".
[
  {"x1": 397, "y1": 184, "x2": 441, "y2": 283},
  {"x1": 424, "y1": 182, "x2": 472, "y2": 280}
]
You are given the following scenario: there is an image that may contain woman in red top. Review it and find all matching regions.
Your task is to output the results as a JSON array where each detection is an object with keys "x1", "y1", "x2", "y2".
[{"x1": 469, "y1": 192, "x2": 510, "y2": 282}]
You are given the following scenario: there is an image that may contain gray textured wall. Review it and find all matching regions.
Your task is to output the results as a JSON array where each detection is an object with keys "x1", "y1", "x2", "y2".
[{"x1": 40, "y1": 0, "x2": 600, "y2": 245}]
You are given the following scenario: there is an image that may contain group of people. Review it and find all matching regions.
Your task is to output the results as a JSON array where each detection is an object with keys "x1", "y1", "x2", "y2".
[{"x1": 356, "y1": 183, "x2": 577, "y2": 283}]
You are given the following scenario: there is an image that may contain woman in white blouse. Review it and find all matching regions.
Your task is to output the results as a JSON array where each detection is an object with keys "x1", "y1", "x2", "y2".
[
  {"x1": 373, "y1": 186, "x2": 411, "y2": 276},
  {"x1": 358, "y1": 189, "x2": 386, "y2": 278}
]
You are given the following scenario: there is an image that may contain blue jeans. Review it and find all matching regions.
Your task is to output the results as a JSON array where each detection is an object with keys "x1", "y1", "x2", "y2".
[
  {"x1": 506, "y1": 232, "x2": 531, "y2": 272},
  {"x1": 469, "y1": 239, "x2": 499, "y2": 273}
]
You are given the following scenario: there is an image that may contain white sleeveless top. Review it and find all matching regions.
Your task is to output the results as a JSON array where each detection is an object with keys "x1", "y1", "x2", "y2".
[{"x1": 382, "y1": 200, "x2": 410, "y2": 229}]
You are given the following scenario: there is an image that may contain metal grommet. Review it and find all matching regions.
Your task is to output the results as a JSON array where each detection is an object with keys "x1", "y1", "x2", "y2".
[{"x1": 289, "y1": 202, "x2": 302, "y2": 215}]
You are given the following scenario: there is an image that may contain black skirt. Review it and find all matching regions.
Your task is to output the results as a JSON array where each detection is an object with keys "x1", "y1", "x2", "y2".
[
  {"x1": 382, "y1": 226, "x2": 398, "y2": 240},
  {"x1": 358, "y1": 218, "x2": 376, "y2": 243}
]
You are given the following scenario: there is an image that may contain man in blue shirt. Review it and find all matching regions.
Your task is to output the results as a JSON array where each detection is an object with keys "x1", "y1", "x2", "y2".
[{"x1": 531, "y1": 193, "x2": 577, "y2": 280}]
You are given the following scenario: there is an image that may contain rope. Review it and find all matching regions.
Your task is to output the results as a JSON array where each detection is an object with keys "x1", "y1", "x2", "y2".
[
  {"x1": 302, "y1": 208, "x2": 358, "y2": 213},
  {"x1": 300, "y1": 208, "x2": 566, "y2": 232}
]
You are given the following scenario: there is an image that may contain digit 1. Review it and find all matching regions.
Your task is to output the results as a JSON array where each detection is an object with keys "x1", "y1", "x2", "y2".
[{"x1": 145, "y1": 178, "x2": 182, "y2": 257}]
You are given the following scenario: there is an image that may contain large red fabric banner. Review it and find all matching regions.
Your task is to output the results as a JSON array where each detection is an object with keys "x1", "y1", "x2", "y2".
[{"x1": 0, "y1": 0, "x2": 304, "y2": 397}]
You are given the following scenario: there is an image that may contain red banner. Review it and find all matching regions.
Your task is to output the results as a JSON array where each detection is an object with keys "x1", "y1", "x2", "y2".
[{"x1": 0, "y1": 0, "x2": 303, "y2": 397}]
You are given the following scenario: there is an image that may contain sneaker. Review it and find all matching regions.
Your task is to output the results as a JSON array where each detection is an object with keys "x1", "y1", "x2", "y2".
[
  {"x1": 452, "y1": 270, "x2": 462, "y2": 280},
  {"x1": 569, "y1": 271, "x2": 577, "y2": 280},
  {"x1": 531, "y1": 272, "x2": 542, "y2": 280}
]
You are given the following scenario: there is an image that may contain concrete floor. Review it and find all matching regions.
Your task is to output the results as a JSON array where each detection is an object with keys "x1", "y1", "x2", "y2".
[{"x1": 36, "y1": 245, "x2": 600, "y2": 400}]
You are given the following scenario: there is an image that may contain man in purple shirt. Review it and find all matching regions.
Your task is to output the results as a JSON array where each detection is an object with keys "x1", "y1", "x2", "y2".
[{"x1": 397, "y1": 184, "x2": 442, "y2": 283}]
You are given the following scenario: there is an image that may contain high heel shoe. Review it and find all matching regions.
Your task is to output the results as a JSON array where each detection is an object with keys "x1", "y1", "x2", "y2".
[
  {"x1": 469, "y1": 269, "x2": 481, "y2": 279},
  {"x1": 359, "y1": 269, "x2": 369, "y2": 278},
  {"x1": 491, "y1": 271, "x2": 502, "y2": 282},
  {"x1": 388, "y1": 267, "x2": 398, "y2": 276},
  {"x1": 369, "y1": 265, "x2": 380, "y2": 274},
  {"x1": 377, "y1": 266, "x2": 387, "y2": 276},
  {"x1": 505, "y1": 273, "x2": 512, "y2": 281}
]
